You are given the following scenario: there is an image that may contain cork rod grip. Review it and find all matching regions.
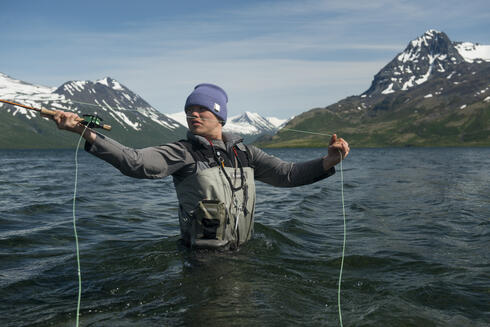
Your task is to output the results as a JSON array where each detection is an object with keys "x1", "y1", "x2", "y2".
[{"x1": 40, "y1": 108, "x2": 111, "y2": 131}]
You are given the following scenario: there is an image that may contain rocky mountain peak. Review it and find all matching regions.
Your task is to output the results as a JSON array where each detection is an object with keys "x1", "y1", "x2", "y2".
[
  {"x1": 363, "y1": 29, "x2": 465, "y2": 96},
  {"x1": 96, "y1": 77, "x2": 126, "y2": 91}
]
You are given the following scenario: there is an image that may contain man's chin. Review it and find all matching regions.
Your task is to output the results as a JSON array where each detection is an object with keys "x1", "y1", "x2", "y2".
[{"x1": 190, "y1": 127, "x2": 206, "y2": 136}]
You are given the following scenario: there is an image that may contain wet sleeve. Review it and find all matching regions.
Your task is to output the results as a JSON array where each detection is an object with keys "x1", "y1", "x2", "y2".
[
  {"x1": 84, "y1": 133, "x2": 192, "y2": 179},
  {"x1": 249, "y1": 145, "x2": 335, "y2": 187}
]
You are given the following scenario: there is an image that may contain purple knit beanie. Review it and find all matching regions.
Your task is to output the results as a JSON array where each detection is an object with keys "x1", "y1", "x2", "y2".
[{"x1": 184, "y1": 83, "x2": 228, "y2": 125}]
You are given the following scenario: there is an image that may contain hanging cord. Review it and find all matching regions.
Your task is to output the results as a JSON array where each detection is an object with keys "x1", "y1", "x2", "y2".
[
  {"x1": 282, "y1": 127, "x2": 346, "y2": 326},
  {"x1": 206, "y1": 139, "x2": 245, "y2": 192},
  {"x1": 337, "y1": 150, "x2": 346, "y2": 327},
  {"x1": 206, "y1": 138, "x2": 247, "y2": 247},
  {"x1": 73, "y1": 123, "x2": 91, "y2": 327}
]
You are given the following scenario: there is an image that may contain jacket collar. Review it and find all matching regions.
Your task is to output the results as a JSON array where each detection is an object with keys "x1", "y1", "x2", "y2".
[{"x1": 187, "y1": 131, "x2": 243, "y2": 151}]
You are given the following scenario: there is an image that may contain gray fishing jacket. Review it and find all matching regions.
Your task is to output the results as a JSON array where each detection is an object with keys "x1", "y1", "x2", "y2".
[{"x1": 85, "y1": 131, "x2": 335, "y2": 247}]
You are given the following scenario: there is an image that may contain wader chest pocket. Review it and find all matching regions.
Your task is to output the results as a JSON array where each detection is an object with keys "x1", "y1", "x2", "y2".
[{"x1": 193, "y1": 200, "x2": 227, "y2": 242}]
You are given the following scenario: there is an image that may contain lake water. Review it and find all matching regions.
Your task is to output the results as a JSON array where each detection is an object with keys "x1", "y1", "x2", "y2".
[{"x1": 0, "y1": 147, "x2": 489, "y2": 326}]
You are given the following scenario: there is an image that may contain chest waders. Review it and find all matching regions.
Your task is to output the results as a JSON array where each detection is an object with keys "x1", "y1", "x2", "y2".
[{"x1": 176, "y1": 140, "x2": 256, "y2": 249}]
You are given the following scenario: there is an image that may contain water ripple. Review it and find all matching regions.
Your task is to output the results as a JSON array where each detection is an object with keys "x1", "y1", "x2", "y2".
[{"x1": 1, "y1": 147, "x2": 489, "y2": 326}]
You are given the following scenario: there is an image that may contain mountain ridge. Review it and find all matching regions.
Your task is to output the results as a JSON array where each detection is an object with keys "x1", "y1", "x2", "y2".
[
  {"x1": 0, "y1": 74, "x2": 187, "y2": 149},
  {"x1": 0, "y1": 74, "x2": 288, "y2": 148},
  {"x1": 168, "y1": 110, "x2": 289, "y2": 143},
  {"x1": 256, "y1": 30, "x2": 490, "y2": 148}
]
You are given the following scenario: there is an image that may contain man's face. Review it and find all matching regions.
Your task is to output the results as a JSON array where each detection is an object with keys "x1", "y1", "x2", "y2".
[{"x1": 185, "y1": 105, "x2": 222, "y2": 139}]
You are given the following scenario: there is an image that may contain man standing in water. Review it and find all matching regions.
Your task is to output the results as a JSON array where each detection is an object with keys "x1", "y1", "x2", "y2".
[{"x1": 50, "y1": 83, "x2": 349, "y2": 249}]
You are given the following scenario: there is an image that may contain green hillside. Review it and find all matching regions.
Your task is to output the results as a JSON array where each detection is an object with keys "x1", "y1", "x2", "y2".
[
  {"x1": 0, "y1": 110, "x2": 187, "y2": 149},
  {"x1": 256, "y1": 102, "x2": 489, "y2": 148},
  {"x1": 256, "y1": 63, "x2": 490, "y2": 148}
]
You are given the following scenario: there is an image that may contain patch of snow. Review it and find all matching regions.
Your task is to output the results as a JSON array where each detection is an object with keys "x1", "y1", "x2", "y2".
[
  {"x1": 144, "y1": 110, "x2": 181, "y2": 130},
  {"x1": 424, "y1": 94, "x2": 433, "y2": 98},
  {"x1": 381, "y1": 83, "x2": 395, "y2": 94},
  {"x1": 97, "y1": 77, "x2": 110, "y2": 87},
  {"x1": 460, "y1": 104, "x2": 467, "y2": 109},
  {"x1": 168, "y1": 112, "x2": 188, "y2": 126},
  {"x1": 455, "y1": 42, "x2": 490, "y2": 63},
  {"x1": 71, "y1": 81, "x2": 88, "y2": 93},
  {"x1": 123, "y1": 93, "x2": 132, "y2": 102},
  {"x1": 101, "y1": 99, "x2": 115, "y2": 110},
  {"x1": 111, "y1": 80, "x2": 124, "y2": 91},
  {"x1": 64, "y1": 84, "x2": 74, "y2": 96},
  {"x1": 436, "y1": 62, "x2": 445, "y2": 72},
  {"x1": 484, "y1": 96, "x2": 490, "y2": 102},
  {"x1": 402, "y1": 76, "x2": 415, "y2": 90},
  {"x1": 108, "y1": 111, "x2": 126, "y2": 129},
  {"x1": 415, "y1": 65, "x2": 432, "y2": 85},
  {"x1": 266, "y1": 116, "x2": 287, "y2": 128}
]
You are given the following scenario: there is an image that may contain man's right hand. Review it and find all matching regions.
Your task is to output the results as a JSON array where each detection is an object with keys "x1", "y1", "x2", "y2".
[{"x1": 46, "y1": 111, "x2": 97, "y2": 143}]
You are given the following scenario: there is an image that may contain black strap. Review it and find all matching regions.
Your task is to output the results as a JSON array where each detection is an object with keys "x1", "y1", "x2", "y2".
[{"x1": 178, "y1": 139, "x2": 251, "y2": 168}]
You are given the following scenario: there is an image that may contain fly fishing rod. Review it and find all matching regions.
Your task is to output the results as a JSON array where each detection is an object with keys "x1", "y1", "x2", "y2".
[{"x1": 0, "y1": 99, "x2": 112, "y2": 131}]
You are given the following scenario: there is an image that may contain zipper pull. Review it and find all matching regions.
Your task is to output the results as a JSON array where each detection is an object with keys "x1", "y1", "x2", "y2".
[{"x1": 216, "y1": 151, "x2": 225, "y2": 168}]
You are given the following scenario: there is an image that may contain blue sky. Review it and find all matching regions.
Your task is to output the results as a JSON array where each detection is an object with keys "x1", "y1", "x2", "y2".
[{"x1": 2, "y1": 0, "x2": 489, "y2": 118}]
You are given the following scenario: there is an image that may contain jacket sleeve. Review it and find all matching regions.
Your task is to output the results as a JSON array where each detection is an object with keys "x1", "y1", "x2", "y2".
[
  {"x1": 84, "y1": 133, "x2": 193, "y2": 179},
  {"x1": 248, "y1": 145, "x2": 335, "y2": 187}
]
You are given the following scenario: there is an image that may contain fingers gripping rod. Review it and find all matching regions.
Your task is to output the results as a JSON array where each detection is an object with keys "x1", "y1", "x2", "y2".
[{"x1": 0, "y1": 99, "x2": 112, "y2": 131}]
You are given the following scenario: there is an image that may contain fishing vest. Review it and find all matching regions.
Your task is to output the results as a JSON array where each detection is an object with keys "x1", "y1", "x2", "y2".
[{"x1": 175, "y1": 140, "x2": 256, "y2": 249}]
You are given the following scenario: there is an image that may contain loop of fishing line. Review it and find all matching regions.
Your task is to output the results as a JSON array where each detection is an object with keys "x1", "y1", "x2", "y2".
[{"x1": 70, "y1": 120, "x2": 348, "y2": 327}]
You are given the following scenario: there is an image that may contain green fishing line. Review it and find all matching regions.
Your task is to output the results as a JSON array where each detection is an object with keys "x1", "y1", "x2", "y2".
[
  {"x1": 338, "y1": 150, "x2": 346, "y2": 327},
  {"x1": 282, "y1": 128, "x2": 332, "y2": 137},
  {"x1": 67, "y1": 121, "x2": 347, "y2": 327},
  {"x1": 284, "y1": 128, "x2": 347, "y2": 326},
  {"x1": 73, "y1": 124, "x2": 90, "y2": 327}
]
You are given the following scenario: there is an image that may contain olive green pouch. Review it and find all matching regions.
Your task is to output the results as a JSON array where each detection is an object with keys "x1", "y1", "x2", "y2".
[{"x1": 192, "y1": 200, "x2": 229, "y2": 248}]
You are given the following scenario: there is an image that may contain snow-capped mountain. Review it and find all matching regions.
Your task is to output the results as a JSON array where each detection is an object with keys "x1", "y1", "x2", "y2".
[
  {"x1": 225, "y1": 112, "x2": 286, "y2": 135},
  {"x1": 363, "y1": 30, "x2": 490, "y2": 96},
  {"x1": 0, "y1": 73, "x2": 182, "y2": 131},
  {"x1": 0, "y1": 73, "x2": 186, "y2": 148},
  {"x1": 266, "y1": 116, "x2": 291, "y2": 129},
  {"x1": 52, "y1": 77, "x2": 182, "y2": 131},
  {"x1": 0, "y1": 71, "x2": 288, "y2": 148},
  {"x1": 168, "y1": 111, "x2": 289, "y2": 137},
  {"x1": 263, "y1": 29, "x2": 490, "y2": 148},
  {"x1": 0, "y1": 72, "x2": 64, "y2": 120}
]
